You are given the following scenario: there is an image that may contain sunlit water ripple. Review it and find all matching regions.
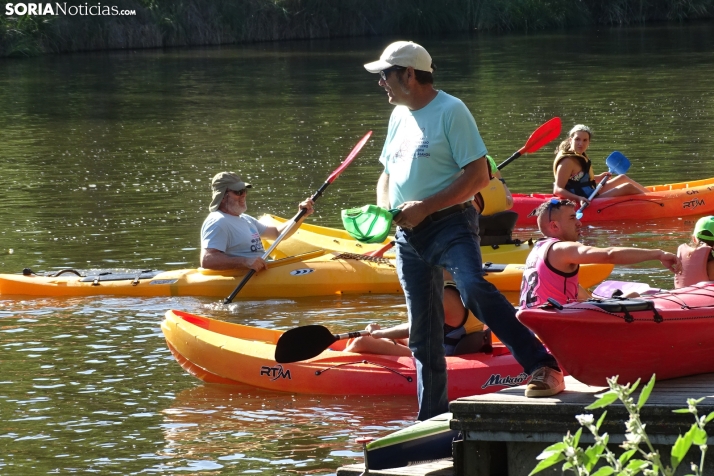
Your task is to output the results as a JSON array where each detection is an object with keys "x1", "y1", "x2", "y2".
[{"x1": 1, "y1": 22, "x2": 714, "y2": 474}]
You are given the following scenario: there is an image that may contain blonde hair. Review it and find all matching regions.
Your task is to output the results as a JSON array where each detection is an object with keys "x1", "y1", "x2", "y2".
[{"x1": 556, "y1": 124, "x2": 593, "y2": 155}]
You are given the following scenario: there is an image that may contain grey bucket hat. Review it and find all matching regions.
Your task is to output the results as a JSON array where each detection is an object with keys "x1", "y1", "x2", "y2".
[{"x1": 209, "y1": 171, "x2": 252, "y2": 212}]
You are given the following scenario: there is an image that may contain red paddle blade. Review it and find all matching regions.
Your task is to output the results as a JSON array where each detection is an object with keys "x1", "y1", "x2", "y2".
[
  {"x1": 326, "y1": 131, "x2": 372, "y2": 184},
  {"x1": 520, "y1": 117, "x2": 562, "y2": 155},
  {"x1": 365, "y1": 241, "x2": 395, "y2": 257}
]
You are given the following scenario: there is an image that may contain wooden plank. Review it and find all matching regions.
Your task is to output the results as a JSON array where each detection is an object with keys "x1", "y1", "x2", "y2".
[{"x1": 450, "y1": 374, "x2": 714, "y2": 445}]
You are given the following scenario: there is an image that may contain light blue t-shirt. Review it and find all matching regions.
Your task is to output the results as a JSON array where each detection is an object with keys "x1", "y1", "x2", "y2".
[
  {"x1": 200, "y1": 212, "x2": 268, "y2": 258},
  {"x1": 378, "y1": 90, "x2": 488, "y2": 208}
]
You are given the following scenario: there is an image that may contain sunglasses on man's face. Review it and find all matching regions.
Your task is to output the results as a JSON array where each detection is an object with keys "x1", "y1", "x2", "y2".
[
  {"x1": 228, "y1": 189, "x2": 247, "y2": 197},
  {"x1": 379, "y1": 65, "x2": 406, "y2": 81}
]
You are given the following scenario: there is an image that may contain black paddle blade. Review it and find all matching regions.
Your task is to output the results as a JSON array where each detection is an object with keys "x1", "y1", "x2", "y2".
[{"x1": 274, "y1": 325, "x2": 336, "y2": 363}]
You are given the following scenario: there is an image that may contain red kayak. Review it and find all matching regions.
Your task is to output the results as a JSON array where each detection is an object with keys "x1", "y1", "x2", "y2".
[
  {"x1": 516, "y1": 282, "x2": 714, "y2": 386},
  {"x1": 511, "y1": 176, "x2": 714, "y2": 225}
]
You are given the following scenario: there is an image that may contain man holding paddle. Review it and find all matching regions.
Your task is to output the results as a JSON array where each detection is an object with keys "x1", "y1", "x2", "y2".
[
  {"x1": 364, "y1": 41, "x2": 563, "y2": 420},
  {"x1": 519, "y1": 198, "x2": 679, "y2": 308},
  {"x1": 200, "y1": 171, "x2": 314, "y2": 271}
]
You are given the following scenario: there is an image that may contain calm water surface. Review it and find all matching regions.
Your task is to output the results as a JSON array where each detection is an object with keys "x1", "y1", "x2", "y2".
[{"x1": 1, "y1": 23, "x2": 714, "y2": 474}]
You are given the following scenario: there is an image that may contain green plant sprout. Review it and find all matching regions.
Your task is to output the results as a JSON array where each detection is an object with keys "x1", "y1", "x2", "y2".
[{"x1": 531, "y1": 374, "x2": 714, "y2": 476}]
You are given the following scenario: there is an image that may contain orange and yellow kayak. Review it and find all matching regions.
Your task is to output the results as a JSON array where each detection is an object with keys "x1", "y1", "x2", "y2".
[
  {"x1": 162, "y1": 309, "x2": 529, "y2": 398},
  {"x1": 512, "y1": 176, "x2": 714, "y2": 225}
]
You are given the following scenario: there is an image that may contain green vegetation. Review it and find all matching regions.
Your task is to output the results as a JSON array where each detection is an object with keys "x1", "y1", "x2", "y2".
[
  {"x1": 1, "y1": 0, "x2": 714, "y2": 57},
  {"x1": 531, "y1": 375, "x2": 713, "y2": 476}
]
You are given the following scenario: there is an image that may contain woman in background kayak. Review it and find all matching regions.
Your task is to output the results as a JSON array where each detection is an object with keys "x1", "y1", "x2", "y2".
[{"x1": 553, "y1": 124, "x2": 648, "y2": 206}]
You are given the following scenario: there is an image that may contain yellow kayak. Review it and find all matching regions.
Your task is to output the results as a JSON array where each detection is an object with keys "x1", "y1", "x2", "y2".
[
  {"x1": 0, "y1": 248, "x2": 613, "y2": 299},
  {"x1": 0, "y1": 250, "x2": 399, "y2": 298},
  {"x1": 261, "y1": 214, "x2": 533, "y2": 264}
]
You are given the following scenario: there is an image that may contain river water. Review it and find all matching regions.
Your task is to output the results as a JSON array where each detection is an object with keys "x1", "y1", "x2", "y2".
[{"x1": 1, "y1": 23, "x2": 714, "y2": 474}]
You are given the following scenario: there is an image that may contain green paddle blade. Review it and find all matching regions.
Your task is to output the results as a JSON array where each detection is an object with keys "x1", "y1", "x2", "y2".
[
  {"x1": 274, "y1": 325, "x2": 336, "y2": 363},
  {"x1": 341, "y1": 205, "x2": 398, "y2": 243}
]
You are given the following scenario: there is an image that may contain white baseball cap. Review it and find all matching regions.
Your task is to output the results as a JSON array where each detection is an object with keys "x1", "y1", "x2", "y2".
[{"x1": 364, "y1": 41, "x2": 433, "y2": 73}]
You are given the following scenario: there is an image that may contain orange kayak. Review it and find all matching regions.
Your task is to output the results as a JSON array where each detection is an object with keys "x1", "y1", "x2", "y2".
[
  {"x1": 161, "y1": 309, "x2": 530, "y2": 399},
  {"x1": 511, "y1": 176, "x2": 714, "y2": 225}
]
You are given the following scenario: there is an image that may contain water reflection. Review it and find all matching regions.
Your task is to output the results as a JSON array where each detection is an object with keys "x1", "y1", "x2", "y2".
[
  {"x1": 158, "y1": 385, "x2": 415, "y2": 474},
  {"x1": 1, "y1": 23, "x2": 714, "y2": 474}
]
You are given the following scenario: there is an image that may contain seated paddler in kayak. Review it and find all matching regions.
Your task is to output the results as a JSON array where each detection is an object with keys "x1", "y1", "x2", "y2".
[
  {"x1": 519, "y1": 198, "x2": 680, "y2": 308},
  {"x1": 200, "y1": 171, "x2": 314, "y2": 271},
  {"x1": 553, "y1": 124, "x2": 648, "y2": 207},
  {"x1": 675, "y1": 215, "x2": 714, "y2": 288},
  {"x1": 344, "y1": 282, "x2": 491, "y2": 356}
]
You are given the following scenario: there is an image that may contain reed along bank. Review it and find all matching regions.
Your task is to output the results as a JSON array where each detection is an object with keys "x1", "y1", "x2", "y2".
[{"x1": 2, "y1": 0, "x2": 714, "y2": 57}]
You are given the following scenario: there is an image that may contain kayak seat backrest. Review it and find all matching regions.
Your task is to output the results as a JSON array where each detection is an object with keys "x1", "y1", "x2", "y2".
[
  {"x1": 79, "y1": 270, "x2": 163, "y2": 282},
  {"x1": 480, "y1": 234, "x2": 518, "y2": 247},
  {"x1": 479, "y1": 210, "x2": 517, "y2": 235},
  {"x1": 586, "y1": 298, "x2": 655, "y2": 313},
  {"x1": 478, "y1": 210, "x2": 518, "y2": 246}
]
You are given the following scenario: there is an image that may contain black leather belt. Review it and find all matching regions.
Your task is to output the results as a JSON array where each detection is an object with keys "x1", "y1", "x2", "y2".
[{"x1": 410, "y1": 202, "x2": 473, "y2": 233}]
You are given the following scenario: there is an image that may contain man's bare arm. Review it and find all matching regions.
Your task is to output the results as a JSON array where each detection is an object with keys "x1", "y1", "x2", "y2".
[
  {"x1": 200, "y1": 248, "x2": 268, "y2": 272},
  {"x1": 377, "y1": 172, "x2": 390, "y2": 209}
]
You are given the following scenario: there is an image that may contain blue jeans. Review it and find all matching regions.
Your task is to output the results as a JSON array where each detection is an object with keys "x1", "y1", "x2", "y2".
[{"x1": 396, "y1": 206, "x2": 558, "y2": 420}]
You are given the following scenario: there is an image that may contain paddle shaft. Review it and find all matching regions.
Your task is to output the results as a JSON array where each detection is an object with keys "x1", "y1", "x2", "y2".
[
  {"x1": 576, "y1": 174, "x2": 610, "y2": 217},
  {"x1": 365, "y1": 241, "x2": 395, "y2": 257},
  {"x1": 223, "y1": 131, "x2": 372, "y2": 304},
  {"x1": 575, "y1": 151, "x2": 632, "y2": 218},
  {"x1": 496, "y1": 117, "x2": 562, "y2": 170},
  {"x1": 334, "y1": 330, "x2": 370, "y2": 340},
  {"x1": 223, "y1": 182, "x2": 327, "y2": 303}
]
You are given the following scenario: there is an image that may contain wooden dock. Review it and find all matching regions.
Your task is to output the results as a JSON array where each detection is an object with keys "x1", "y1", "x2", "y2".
[
  {"x1": 451, "y1": 374, "x2": 714, "y2": 476},
  {"x1": 336, "y1": 373, "x2": 714, "y2": 476}
]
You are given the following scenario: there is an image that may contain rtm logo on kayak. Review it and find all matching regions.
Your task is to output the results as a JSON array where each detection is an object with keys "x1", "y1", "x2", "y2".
[
  {"x1": 683, "y1": 198, "x2": 705, "y2": 209},
  {"x1": 260, "y1": 365, "x2": 291, "y2": 380},
  {"x1": 481, "y1": 372, "x2": 529, "y2": 389},
  {"x1": 290, "y1": 269, "x2": 315, "y2": 276}
]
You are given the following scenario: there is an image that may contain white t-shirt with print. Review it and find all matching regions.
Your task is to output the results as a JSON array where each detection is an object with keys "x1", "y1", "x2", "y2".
[{"x1": 200, "y1": 212, "x2": 268, "y2": 258}]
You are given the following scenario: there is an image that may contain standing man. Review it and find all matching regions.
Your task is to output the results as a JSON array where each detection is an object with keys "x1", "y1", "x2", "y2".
[
  {"x1": 365, "y1": 41, "x2": 563, "y2": 420},
  {"x1": 200, "y1": 171, "x2": 314, "y2": 271}
]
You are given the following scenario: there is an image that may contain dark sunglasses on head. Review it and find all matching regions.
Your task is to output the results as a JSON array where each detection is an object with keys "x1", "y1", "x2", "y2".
[
  {"x1": 228, "y1": 189, "x2": 247, "y2": 197},
  {"x1": 379, "y1": 65, "x2": 406, "y2": 81},
  {"x1": 547, "y1": 198, "x2": 572, "y2": 222}
]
